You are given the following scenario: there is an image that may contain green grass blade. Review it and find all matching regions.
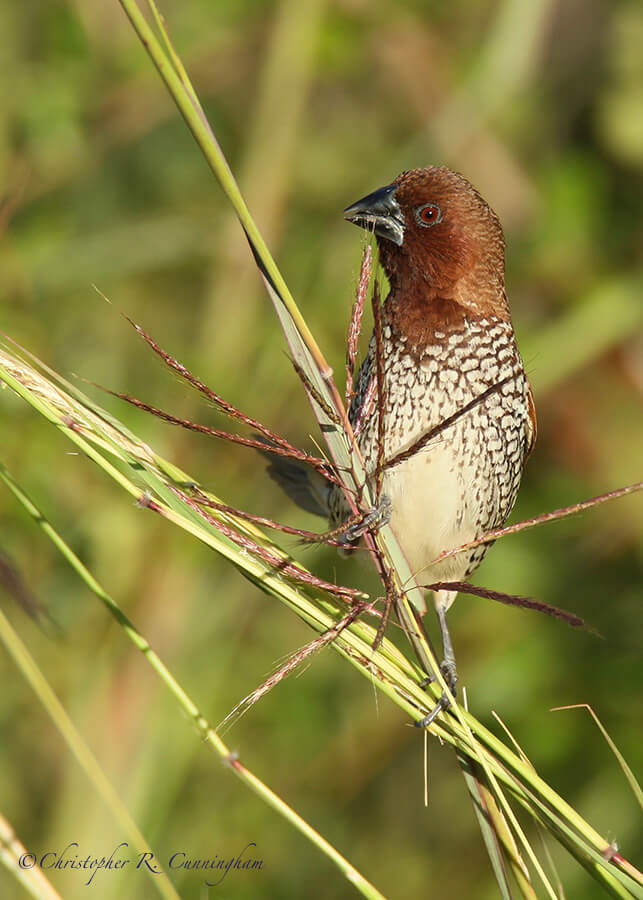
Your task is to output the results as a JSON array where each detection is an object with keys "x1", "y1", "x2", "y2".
[
  {"x1": 2, "y1": 341, "x2": 642, "y2": 897},
  {"x1": 0, "y1": 812, "x2": 62, "y2": 900},
  {"x1": 0, "y1": 604, "x2": 181, "y2": 900},
  {"x1": 0, "y1": 461, "x2": 389, "y2": 900},
  {"x1": 458, "y1": 753, "x2": 517, "y2": 900},
  {"x1": 551, "y1": 705, "x2": 643, "y2": 810}
]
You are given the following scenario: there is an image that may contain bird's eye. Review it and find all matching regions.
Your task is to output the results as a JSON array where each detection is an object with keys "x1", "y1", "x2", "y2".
[{"x1": 415, "y1": 203, "x2": 442, "y2": 227}]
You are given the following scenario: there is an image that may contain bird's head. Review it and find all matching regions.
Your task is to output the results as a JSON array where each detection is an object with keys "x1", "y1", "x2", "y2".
[{"x1": 344, "y1": 167, "x2": 506, "y2": 299}]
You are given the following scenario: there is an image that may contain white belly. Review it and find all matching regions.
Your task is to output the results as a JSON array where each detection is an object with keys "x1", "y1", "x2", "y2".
[{"x1": 382, "y1": 439, "x2": 477, "y2": 584}]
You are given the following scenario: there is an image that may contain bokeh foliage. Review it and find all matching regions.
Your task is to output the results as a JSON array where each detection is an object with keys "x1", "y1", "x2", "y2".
[{"x1": 1, "y1": 1, "x2": 641, "y2": 898}]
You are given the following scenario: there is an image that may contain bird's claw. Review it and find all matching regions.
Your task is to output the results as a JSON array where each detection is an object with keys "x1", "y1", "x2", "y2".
[
  {"x1": 415, "y1": 659, "x2": 458, "y2": 728},
  {"x1": 415, "y1": 692, "x2": 451, "y2": 728},
  {"x1": 338, "y1": 494, "x2": 392, "y2": 544},
  {"x1": 440, "y1": 659, "x2": 458, "y2": 695}
]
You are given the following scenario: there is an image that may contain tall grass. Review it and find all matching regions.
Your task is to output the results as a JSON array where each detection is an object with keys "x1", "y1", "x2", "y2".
[{"x1": 4, "y1": 4, "x2": 640, "y2": 896}]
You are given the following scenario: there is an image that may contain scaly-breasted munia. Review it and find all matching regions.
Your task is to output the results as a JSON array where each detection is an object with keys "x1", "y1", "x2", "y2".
[{"x1": 270, "y1": 167, "x2": 536, "y2": 719}]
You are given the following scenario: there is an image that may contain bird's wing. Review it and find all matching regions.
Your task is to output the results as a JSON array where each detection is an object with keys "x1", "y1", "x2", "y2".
[
  {"x1": 265, "y1": 455, "x2": 331, "y2": 517},
  {"x1": 348, "y1": 340, "x2": 378, "y2": 437}
]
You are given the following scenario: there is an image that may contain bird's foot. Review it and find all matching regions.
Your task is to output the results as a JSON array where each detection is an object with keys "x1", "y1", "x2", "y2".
[
  {"x1": 338, "y1": 494, "x2": 392, "y2": 545},
  {"x1": 440, "y1": 657, "x2": 458, "y2": 695},
  {"x1": 415, "y1": 659, "x2": 458, "y2": 728}
]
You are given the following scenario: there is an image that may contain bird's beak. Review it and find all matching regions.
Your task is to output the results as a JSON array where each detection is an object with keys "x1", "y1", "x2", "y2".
[{"x1": 344, "y1": 183, "x2": 405, "y2": 246}]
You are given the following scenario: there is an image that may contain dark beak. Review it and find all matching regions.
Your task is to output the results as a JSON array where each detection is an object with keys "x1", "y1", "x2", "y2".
[{"x1": 344, "y1": 183, "x2": 405, "y2": 246}]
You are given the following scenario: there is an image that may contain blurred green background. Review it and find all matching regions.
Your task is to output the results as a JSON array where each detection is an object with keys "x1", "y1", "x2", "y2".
[{"x1": 1, "y1": 0, "x2": 642, "y2": 897}]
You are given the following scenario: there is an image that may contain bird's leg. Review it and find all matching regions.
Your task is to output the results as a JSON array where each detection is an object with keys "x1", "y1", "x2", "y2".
[
  {"x1": 337, "y1": 494, "x2": 392, "y2": 544},
  {"x1": 436, "y1": 603, "x2": 458, "y2": 692},
  {"x1": 415, "y1": 594, "x2": 458, "y2": 728}
]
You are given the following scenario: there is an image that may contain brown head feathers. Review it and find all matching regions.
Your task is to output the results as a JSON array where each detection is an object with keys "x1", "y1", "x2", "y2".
[{"x1": 369, "y1": 167, "x2": 510, "y2": 343}]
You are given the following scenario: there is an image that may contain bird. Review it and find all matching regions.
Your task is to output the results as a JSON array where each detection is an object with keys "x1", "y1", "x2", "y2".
[{"x1": 267, "y1": 166, "x2": 536, "y2": 722}]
